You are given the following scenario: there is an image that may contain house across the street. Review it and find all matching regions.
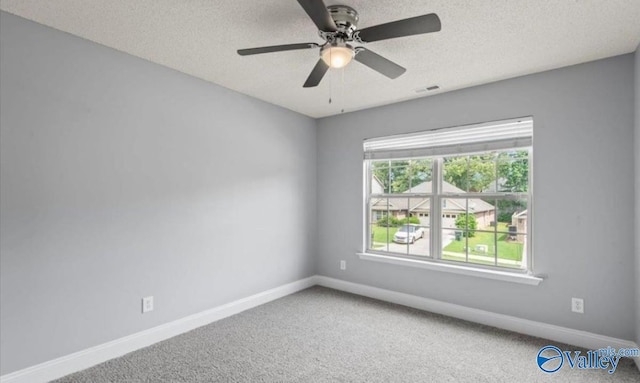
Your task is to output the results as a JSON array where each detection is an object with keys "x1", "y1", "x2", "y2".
[{"x1": 370, "y1": 178, "x2": 495, "y2": 229}]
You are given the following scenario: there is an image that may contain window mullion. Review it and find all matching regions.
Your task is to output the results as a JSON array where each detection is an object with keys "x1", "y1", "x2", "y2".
[
  {"x1": 494, "y1": 198, "x2": 498, "y2": 267},
  {"x1": 432, "y1": 158, "x2": 442, "y2": 260},
  {"x1": 527, "y1": 147, "x2": 534, "y2": 272},
  {"x1": 365, "y1": 161, "x2": 371, "y2": 251}
]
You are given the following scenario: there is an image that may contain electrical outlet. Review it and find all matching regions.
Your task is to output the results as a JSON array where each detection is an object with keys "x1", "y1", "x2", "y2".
[
  {"x1": 142, "y1": 296, "x2": 154, "y2": 313},
  {"x1": 340, "y1": 260, "x2": 346, "y2": 270},
  {"x1": 571, "y1": 297, "x2": 584, "y2": 314}
]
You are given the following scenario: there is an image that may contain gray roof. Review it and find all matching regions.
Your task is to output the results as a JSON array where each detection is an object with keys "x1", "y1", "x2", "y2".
[
  {"x1": 371, "y1": 180, "x2": 495, "y2": 213},
  {"x1": 513, "y1": 210, "x2": 528, "y2": 218}
]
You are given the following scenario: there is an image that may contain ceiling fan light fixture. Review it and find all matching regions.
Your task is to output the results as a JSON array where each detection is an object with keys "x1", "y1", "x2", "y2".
[
  {"x1": 237, "y1": 1, "x2": 442, "y2": 87},
  {"x1": 321, "y1": 43, "x2": 354, "y2": 69}
]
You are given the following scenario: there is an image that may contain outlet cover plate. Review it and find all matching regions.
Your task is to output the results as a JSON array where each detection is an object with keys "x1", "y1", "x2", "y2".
[
  {"x1": 571, "y1": 297, "x2": 584, "y2": 314},
  {"x1": 142, "y1": 296, "x2": 154, "y2": 313}
]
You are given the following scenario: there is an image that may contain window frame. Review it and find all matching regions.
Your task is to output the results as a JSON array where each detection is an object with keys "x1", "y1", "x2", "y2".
[{"x1": 362, "y1": 123, "x2": 534, "y2": 276}]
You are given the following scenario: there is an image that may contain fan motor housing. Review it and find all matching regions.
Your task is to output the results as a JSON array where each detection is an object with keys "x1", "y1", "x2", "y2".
[{"x1": 327, "y1": 5, "x2": 359, "y2": 34}]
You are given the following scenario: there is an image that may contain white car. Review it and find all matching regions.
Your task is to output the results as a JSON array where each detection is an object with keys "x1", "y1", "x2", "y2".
[{"x1": 393, "y1": 224, "x2": 425, "y2": 244}]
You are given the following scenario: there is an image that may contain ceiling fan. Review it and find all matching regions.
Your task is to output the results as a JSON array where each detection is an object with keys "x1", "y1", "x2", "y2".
[{"x1": 237, "y1": 0, "x2": 441, "y2": 88}]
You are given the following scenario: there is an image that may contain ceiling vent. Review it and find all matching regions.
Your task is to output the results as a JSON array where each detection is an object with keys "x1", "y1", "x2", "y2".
[{"x1": 414, "y1": 85, "x2": 440, "y2": 93}]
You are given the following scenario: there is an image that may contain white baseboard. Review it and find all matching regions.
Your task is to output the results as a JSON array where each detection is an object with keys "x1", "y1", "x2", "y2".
[
  {"x1": 315, "y1": 276, "x2": 640, "y2": 355},
  {"x1": 3, "y1": 274, "x2": 638, "y2": 382},
  {"x1": 0, "y1": 276, "x2": 317, "y2": 383}
]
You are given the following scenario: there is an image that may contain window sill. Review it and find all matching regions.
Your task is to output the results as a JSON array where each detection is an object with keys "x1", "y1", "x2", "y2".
[{"x1": 356, "y1": 252, "x2": 544, "y2": 286}]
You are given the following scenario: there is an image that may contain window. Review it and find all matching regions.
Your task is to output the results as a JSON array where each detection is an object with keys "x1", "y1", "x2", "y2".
[{"x1": 364, "y1": 117, "x2": 532, "y2": 272}]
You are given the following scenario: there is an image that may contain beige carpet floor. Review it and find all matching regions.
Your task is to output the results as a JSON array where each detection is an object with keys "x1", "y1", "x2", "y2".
[{"x1": 54, "y1": 286, "x2": 640, "y2": 382}]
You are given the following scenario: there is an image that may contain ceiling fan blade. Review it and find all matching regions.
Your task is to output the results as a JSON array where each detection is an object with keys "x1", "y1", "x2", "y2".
[
  {"x1": 238, "y1": 43, "x2": 319, "y2": 56},
  {"x1": 303, "y1": 59, "x2": 330, "y2": 88},
  {"x1": 354, "y1": 48, "x2": 406, "y2": 79},
  {"x1": 357, "y1": 13, "x2": 441, "y2": 43},
  {"x1": 297, "y1": 0, "x2": 337, "y2": 32}
]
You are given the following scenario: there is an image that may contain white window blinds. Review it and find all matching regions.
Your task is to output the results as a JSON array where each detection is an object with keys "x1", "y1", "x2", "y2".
[{"x1": 363, "y1": 117, "x2": 533, "y2": 160}]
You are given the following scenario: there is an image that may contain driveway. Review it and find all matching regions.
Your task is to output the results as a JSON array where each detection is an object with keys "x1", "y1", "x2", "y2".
[{"x1": 381, "y1": 229, "x2": 455, "y2": 256}]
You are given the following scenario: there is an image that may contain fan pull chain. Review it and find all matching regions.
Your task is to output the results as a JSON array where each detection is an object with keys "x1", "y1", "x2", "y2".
[
  {"x1": 328, "y1": 49, "x2": 333, "y2": 104},
  {"x1": 341, "y1": 67, "x2": 345, "y2": 113}
]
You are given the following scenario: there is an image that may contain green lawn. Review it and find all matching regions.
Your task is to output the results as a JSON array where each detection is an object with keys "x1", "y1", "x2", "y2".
[
  {"x1": 443, "y1": 230, "x2": 523, "y2": 261},
  {"x1": 371, "y1": 226, "x2": 398, "y2": 245},
  {"x1": 371, "y1": 225, "x2": 524, "y2": 263}
]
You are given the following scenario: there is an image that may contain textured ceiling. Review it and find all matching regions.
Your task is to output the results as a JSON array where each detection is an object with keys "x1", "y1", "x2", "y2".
[{"x1": 1, "y1": 0, "x2": 640, "y2": 118}]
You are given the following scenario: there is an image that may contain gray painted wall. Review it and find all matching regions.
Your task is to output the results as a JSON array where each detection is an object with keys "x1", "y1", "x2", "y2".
[
  {"x1": 317, "y1": 54, "x2": 636, "y2": 341},
  {"x1": 0, "y1": 12, "x2": 317, "y2": 374},
  {"x1": 635, "y1": 43, "x2": 640, "y2": 346},
  {"x1": 2, "y1": 9, "x2": 638, "y2": 378}
]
